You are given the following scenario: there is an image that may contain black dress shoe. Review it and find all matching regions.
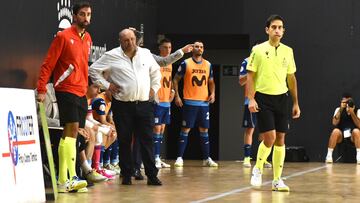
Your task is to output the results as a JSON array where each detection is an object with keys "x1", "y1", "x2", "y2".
[
  {"x1": 133, "y1": 169, "x2": 144, "y2": 180},
  {"x1": 147, "y1": 176, "x2": 162, "y2": 186},
  {"x1": 122, "y1": 176, "x2": 132, "y2": 185}
]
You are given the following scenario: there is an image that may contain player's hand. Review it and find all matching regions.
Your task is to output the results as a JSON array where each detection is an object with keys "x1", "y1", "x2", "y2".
[
  {"x1": 292, "y1": 104, "x2": 301, "y2": 119},
  {"x1": 78, "y1": 128, "x2": 90, "y2": 141},
  {"x1": 248, "y1": 98, "x2": 259, "y2": 113},
  {"x1": 181, "y1": 44, "x2": 194, "y2": 53},
  {"x1": 37, "y1": 93, "x2": 46, "y2": 102},
  {"x1": 169, "y1": 91, "x2": 175, "y2": 102},
  {"x1": 109, "y1": 83, "x2": 120, "y2": 95},
  {"x1": 175, "y1": 96, "x2": 183, "y2": 107},
  {"x1": 208, "y1": 93, "x2": 215, "y2": 103},
  {"x1": 347, "y1": 105, "x2": 355, "y2": 114}
]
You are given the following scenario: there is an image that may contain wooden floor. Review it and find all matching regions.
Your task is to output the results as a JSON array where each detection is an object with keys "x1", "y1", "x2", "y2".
[{"x1": 50, "y1": 161, "x2": 360, "y2": 203}]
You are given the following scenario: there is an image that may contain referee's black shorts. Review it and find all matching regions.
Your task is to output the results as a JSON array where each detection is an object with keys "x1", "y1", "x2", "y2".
[
  {"x1": 55, "y1": 91, "x2": 87, "y2": 128},
  {"x1": 255, "y1": 92, "x2": 289, "y2": 133}
]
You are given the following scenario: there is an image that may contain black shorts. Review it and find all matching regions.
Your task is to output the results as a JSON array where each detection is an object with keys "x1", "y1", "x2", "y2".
[
  {"x1": 55, "y1": 91, "x2": 87, "y2": 128},
  {"x1": 255, "y1": 92, "x2": 289, "y2": 133},
  {"x1": 242, "y1": 104, "x2": 257, "y2": 128}
]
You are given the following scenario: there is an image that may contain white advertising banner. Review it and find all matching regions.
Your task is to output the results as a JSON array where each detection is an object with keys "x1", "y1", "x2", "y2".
[{"x1": 0, "y1": 88, "x2": 46, "y2": 202}]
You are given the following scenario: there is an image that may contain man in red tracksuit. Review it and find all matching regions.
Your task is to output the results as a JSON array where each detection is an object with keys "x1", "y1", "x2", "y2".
[{"x1": 36, "y1": 1, "x2": 92, "y2": 193}]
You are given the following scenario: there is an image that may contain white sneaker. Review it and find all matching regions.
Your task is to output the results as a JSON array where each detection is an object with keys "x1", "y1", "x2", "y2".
[
  {"x1": 272, "y1": 179, "x2": 290, "y2": 192},
  {"x1": 103, "y1": 168, "x2": 117, "y2": 176},
  {"x1": 264, "y1": 160, "x2": 272, "y2": 168},
  {"x1": 155, "y1": 158, "x2": 162, "y2": 169},
  {"x1": 104, "y1": 163, "x2": 120, "y2": 175},
  {"x1": 325, "y1": 155, "x2": 333, "y2": 163},
  {"x1": 161, "y1": 160, "x2": 171, "y2": 168},
  {"x1": 57, "y1": 180, "x2": 70, "y2": 193},
  {"x1": 174, "y1": 157, "x2": 184, "y2": 167},
  {"x1": 243, "y1": 157, "x2": 251, "y2": 168},
  {"x1": 250, "y1": 167, "x2": 262, "y2": 187},
  {"x1": 203, "y1": 157, "x2": 218, "y2": 167}
]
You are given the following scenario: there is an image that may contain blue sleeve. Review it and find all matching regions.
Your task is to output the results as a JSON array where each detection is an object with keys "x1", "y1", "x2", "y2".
[
  {"x1": 239, "y1": 58, "x2": 248, "y2": 76},
  {"x1": 91, "y1": 98, "x2": 106, "y2": 115},
  {"x1": 176, "y1": 61, "x2": 187, "y2": 77}
]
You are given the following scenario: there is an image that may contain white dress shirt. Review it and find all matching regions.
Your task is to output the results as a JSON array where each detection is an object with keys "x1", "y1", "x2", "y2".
[{"x1": 89, "y1": 46, "x2": 161, "y2": 102}]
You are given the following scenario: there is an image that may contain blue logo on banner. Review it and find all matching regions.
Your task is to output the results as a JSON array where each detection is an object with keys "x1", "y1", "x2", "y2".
[{"x1": 8, "y1": 111, "x2": 19, "y2": 166}]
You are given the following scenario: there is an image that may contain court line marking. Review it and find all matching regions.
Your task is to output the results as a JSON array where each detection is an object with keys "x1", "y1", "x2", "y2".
[{"x1": 191, "y1": 165, "x2": 327, "y2": 203}]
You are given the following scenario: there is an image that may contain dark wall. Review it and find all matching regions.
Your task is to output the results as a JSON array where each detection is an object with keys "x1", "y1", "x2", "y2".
[
  {"x1": 0, "y1": 0, "x2": 159, "y2": 89},
  {"x1": 159, "y1": 0, "x2": 360, "y2": 161},
  {"x1": 243, "y1": 0, "x2": 360, "y2": 161}
]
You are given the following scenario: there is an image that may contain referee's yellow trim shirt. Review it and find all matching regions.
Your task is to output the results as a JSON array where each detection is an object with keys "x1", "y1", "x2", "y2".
[{"x1": 246, "y1": 41, "x2": 296, "y2": 95}]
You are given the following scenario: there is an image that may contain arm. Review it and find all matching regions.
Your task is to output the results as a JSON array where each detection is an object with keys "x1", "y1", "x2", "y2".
[
  {"x1": 89, "y1": 53, "x2": 118, "y2": 92},
  {"x1": 149, "y1": 56, "x2": 161, "y2": 99},
  {"x1": 173, "y1": 74, "x2": 183, "y2": 107},
  {"x1": 239, "y1": 75, "x2": 247, "y2": 86},
  {"x1": 332, "y1": 107, "x2": 343, "y2": 126},
  {"x1": 246, "y1": 71, "x2": 258, "y2": 112},
  {"x1": 152, "y1": 44, "x2": 193, "y2": 66},
  {"x1": 208, "y1": 78, "x2": 215, "y2": 103},
  {"x1": 37, "y1": 35, "x2": 65, "y2": 102},
  {"x1": 287, "y1": 73, "x2": 301, "y2": 118},
  {"x1": 349, "y1": 108, "x2": 360, "y2": 128}
]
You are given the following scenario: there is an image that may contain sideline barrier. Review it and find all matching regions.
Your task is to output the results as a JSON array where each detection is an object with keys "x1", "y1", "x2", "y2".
[
  {"x1": 0, "y1": 88, "x2": 46, "y2": 202},
  {"x1": 38, "y1": 102, "x2": 58, "y2": 200}
]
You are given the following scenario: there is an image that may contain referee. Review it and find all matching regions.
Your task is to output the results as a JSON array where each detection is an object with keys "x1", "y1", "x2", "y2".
[{"x1": 247, "y1": 14, "x2": 301, "y2": 192}]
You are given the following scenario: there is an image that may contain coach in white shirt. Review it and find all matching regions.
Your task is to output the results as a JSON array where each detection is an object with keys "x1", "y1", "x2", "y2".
[{"x1": 89, "y1": 28, "x2": 162, "y2": 186}]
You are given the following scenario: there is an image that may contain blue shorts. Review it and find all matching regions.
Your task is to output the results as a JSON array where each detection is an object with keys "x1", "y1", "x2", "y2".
[
  {"x1": 242, "y1": 104, "x2": 257, "y2": 128},
  {"x1": 182, "y1": 104, "x2": 209, "y2": 128},
  {"x1": 154, "y1": 105, "x2": 171, "y2": 125}
]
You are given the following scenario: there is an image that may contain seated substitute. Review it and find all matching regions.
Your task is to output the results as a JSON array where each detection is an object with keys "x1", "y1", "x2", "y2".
[{"x1": 325, "y1": 93, "x2": 360, "y2": 164}]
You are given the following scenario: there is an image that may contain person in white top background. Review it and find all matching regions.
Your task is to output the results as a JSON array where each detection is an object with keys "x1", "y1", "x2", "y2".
[
  {"x1": 325, "y1": 93, "x2": 360, "y2": 164},
  {"x1": 89, "y1": 28, "x2": 162, "y2": 186}
]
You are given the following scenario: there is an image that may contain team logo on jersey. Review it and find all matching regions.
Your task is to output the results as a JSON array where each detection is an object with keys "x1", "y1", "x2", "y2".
[
  {"x1": 99, "y1": 104, "x2": 106, "y2": 112},
  {"x1": 192, "y1": 75, "x2": 207, "y2": 87},
  {"x1": 282, "y1": 57, "x2": 288, "y2": 68},
  {"x1": 154, "y1": 117, "x2": 159, "y2": 124},
  {"x1": 162, "y1": 76, "x2": 171, "y2": 88}
]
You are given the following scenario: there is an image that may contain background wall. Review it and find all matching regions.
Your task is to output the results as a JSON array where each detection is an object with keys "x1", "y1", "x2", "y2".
[{"x1": 1, "y1": 0, "x2": 359, "y2": 161}]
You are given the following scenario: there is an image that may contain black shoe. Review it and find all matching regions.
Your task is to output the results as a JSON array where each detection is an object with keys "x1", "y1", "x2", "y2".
[
  {"x1": 147, "y1": 176, "x2": 162, "y2": 186},
  {"x1": 133, "y1": 169, "x2": 144, "y2": 180},
  {"x1": 122, "y1": 176, "x2": 132, "y2": 185}
]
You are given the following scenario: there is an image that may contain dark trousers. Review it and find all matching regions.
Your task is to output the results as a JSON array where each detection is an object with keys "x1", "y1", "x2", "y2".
[
  {"x1": 112, "y1": 100, "x2": 158, "y2": 178},
  {"x1": 132, "y1": 135, "x2": 143, "y2": 170}
]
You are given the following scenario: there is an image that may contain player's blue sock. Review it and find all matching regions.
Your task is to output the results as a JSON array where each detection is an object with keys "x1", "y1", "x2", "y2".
[
  {"x1": 200, "y1": 132, "x2": 210, "y2": 159},
  {"x1": 178, "y1": 131, "x2": 188, "y2": 157},
  {"x1": 153, "y1": 133, "x2": 163, "y2": 159},
  {"x1": 103, "y1": 145, "x2": 111, "y2": 166},
  {"x1": 110, "y1": 139, "x2": 119, "y2": 165},
  {"x1": 244, "y1": 144, "x2": 252, "y2": 157}
]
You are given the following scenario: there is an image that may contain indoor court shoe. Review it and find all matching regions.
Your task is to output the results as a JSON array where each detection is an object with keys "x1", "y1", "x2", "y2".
[
  {"x1": 69, "y1": 187, "x2": 88, "y2": 193},
  {"x1": 57, "y1": 180, "x2": 70, "y2": 193},
  {"x1": 174, "y1": 157, "x2": 184, "y2": 167},
  {"x1": 156, "y1": 158, "x2": 171, "y2": 168},
  {"x1": 122, "y1": 176, "x2": 132, "y2": 185},
  {"x1": 203, "y1": 157, "x2": 218, "y2": 167},
  {"x1": 264, "y1": 160, "x2": 272, "y2": 168},
  {"x1": 155, "y1": 158, "x2": 162, "y2": 169},
  {"x1": 160, "y1": 160, "x2": 171, "y2": 168},
  {"x1": 243, "y1": 157, "x2": 251, "y2": 168},
  {"x1": 104, "y1": 163, "x2": 120, "y2": 175},
  {"x1": 133, "y1": 169, "x2": 144, "y2": 180},
  {"x1": 272, "y1": 179, "x2": 290, "y2": 192},
  {"x1": 147, "y1": 176, "x2": 162, "y2": 186},
  {"x1": 96, "y1": 169, "x2": 115, "y2": 180},
  {"x1": 250, "y1": 167, "x2": 262, "y2": 187},
  {"x1": 85, "y1": 170, "x2": 107, "y2": 183},
  {"x1": 325, "y1": 156, "x2": 333, "y2": 163},
  {"x1": 68, "y1": 176, "x2": 88, "y2": 191}
]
